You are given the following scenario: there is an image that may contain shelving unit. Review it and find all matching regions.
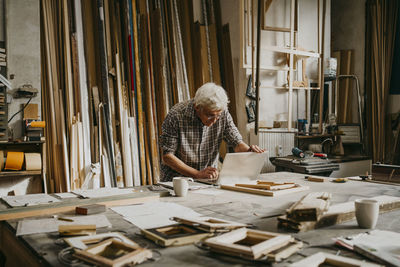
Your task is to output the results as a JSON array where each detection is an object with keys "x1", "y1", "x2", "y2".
[
  {"x1": 242, "y1": 0, "x2": 326, "y2": 133},
  {"x1": 0, "y1": 141, "x2": 46, "y2": 192}
]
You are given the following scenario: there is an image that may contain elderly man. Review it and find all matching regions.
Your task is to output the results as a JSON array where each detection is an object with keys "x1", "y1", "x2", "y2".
[{"x1": 159, "y1": 82, "x2": 264, "y2": 182}]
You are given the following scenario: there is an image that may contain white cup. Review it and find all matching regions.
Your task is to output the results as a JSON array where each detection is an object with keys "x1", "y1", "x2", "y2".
[
  {"x1": 173, "y1": 177, "x2": 194, "y2": 197},
  {"x1": 355, "y1": 199, "x2": 379, "y2": 229}
]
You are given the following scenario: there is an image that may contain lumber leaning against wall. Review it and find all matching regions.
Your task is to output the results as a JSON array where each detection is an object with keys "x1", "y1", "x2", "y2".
[{"x1": 40, "y1": 0, "x2": 235, "y2": 191}]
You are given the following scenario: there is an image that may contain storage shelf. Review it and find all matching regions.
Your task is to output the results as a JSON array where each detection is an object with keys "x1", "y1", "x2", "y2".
[
  {"x1": 0, "y1": 170, "x2": 41, "y2": 178},
  {"x1": 264, "y1": 46, "x2": 320, "y2": 58},
  {"x1": 296, "y1": 134, "x2": 343, "y2": 139},
  {"x1": 260, "y1": 85, "x2": 320, "y2": 90}
]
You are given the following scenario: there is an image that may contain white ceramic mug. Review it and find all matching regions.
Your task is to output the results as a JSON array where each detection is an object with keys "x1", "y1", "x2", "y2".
[
  {"x1": 173, "y1": 177, "x2": 194, "y2": 197},
  {"x1": 355, "y1": 199, "x2": 379, "y2": 229}
]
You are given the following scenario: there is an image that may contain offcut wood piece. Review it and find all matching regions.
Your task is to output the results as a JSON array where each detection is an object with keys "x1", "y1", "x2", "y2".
[
  {"x1": 286, "y1": 192, "x2": 331, "y2": 221},
  {"x1": 172, "y1": 216, "x2": 248, "y2": 233},
  {"x1": 141, "y1": 224, "x2": 212, "y2": 247},
  {"x1": 306, "y1": 176, "x2": 327, "y2": 182},
  {"x1": 59, "y1": 224, "x2": 96, "y2": 236},
  {"x1": 204, "y1": 228, "x2": 299, "y2": 260},
  {"x1": 221, "y1": 183, "x2": 309, "y2": 197},
  {"x1": 278, "y1": 195, "x2": 400, "y2": 232},
  {"x1": 0, "y1": 192, "x2": 159, "y2": 221},
  {"x1": 23, "y1": 104, "x2": 39, "y2": 120},
  {"x1": 74, "y1": 238, "x2": 152, "y2": 267},
  {"x1": 238, "y1": 181, "x2": 296, "y2": 190},
  {"x1": 289, "y1": 252, "x2": 383, "y2": 267},
  {"x1": 75, "y1": 204, "x2": 106, "y2": 215}
]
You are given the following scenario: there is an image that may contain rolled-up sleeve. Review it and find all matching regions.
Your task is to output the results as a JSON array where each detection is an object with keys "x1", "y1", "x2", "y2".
[
  {"x1": 223, "y1": 111, "x2": 243, "y2": 148},
  {"x1": 159, "y1": 113, "x2": 179, "y2": 155}
]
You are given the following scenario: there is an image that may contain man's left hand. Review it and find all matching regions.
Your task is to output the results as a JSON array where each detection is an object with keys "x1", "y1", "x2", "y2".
[{"x1": 248, "y1": 145, "x2": 265, "y2": 153}]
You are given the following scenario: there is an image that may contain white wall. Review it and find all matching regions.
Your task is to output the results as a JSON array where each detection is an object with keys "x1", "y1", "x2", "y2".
[
  {"x1": 331, "y1": 0, "x2": 365, "y2": 123},
  {"x1": 221, "y1": 0, "x2": 331, "y2": 143},
  {"x1": 6, "y1": 0, "x2": 41, "y2": 139}
]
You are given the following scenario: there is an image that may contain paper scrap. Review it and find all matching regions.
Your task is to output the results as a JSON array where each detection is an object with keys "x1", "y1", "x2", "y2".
[
  {"x1": 72, "y1": 188, "x2": 135, "y2": 198},
  {"x1": 54, "y1": 192, "x2": 78, "y2": 199},
  {"x1": 16, "y1": 214, "x2": 111, "y2": 236},
  {"x1": 111, "y1": 202, "x2": 201, "y2": 229},
  {"x1": 2, "y1": 194, "x2": 61, "y2": 207},
  {"x1": 191, "y1": 189, "x2": 223, "y2": 196},
  {"x1": 158, "y1": 181, "x2": 213, "y2": 191}
]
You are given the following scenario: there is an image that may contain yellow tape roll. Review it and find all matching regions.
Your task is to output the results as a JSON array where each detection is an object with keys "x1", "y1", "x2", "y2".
[
  {"x1": 5, "y1": 151, "x2": 24, "y2": 171},
  {"x1": 30, "y1": 121, "x2": 45, "y2": 128}
]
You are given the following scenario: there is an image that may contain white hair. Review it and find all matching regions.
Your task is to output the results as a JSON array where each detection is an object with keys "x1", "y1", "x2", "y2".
[{"x1": 193, "y1": 83, "x2": 229, "y2": 111}]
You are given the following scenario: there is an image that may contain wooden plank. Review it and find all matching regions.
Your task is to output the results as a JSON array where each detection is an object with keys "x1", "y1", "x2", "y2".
[
  {"x1": 132, "y1": 0, "x2": 147, "y2": 185},
  {"x1": 150, "y1": 8, "x2": 168, "y2": 136},
  {"x1": 220, "y1": 184, "x2": 309, "y2": 196},
  {"x1": 209, "y1": 24, "x2": 221, "y2": 85},
  {"x1": 221, "y1": 24, "x2": 237, "y2": 124},
  {"x1": 0, "y1": 192, "x2": 159, "y2": 221}
]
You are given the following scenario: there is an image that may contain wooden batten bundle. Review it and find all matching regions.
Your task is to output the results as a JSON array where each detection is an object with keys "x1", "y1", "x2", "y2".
[{"x1": 41, "y1": 0, "x2": 235, "y2": 190}]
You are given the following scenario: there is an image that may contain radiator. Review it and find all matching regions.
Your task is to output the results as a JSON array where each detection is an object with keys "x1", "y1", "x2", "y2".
[{"x1": 250, "y1": 129, "x2": 295, "y2": 173}]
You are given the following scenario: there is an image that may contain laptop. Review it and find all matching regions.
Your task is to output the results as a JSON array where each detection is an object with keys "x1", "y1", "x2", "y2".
[{"x1": 197, "y1": 152, "x2": 267, "y2": 185}]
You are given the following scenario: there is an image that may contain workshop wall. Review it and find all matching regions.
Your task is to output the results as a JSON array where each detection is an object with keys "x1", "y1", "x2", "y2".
[
  {"x1": 6, "y1": 0, "x2": 41, "y2": 139},
  {"x1": 331, "y1": 0, "x2": 365, "y2": 124}
]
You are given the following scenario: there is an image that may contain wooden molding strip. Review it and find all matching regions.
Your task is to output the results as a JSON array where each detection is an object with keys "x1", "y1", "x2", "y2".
[{"x1": 0, "y1": 192, "x2": 159, "y2": 221}]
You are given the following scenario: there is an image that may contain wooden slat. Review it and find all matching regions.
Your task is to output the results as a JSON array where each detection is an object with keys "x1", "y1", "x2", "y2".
[
  {"x1": 132, "y1": 0, "x2": 147, "y2": 185},
  {"x1": 0, "y1": 192, "x2": 159, "y2": 221}
]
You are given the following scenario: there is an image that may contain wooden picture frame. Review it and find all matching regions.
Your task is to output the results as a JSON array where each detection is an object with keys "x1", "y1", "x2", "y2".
[
  {"x1": 74, "y1": 238, "x2": 152, "y2": 267},
  {"x1": 289, "y1": 252, "x2": 382, "y2": 267},
  {"x1": 245, "y1": 74, "x2": 256, "y2": 99},
  {"x1": 204, "y1": 228, "x2": 294, "y2": 260},
  {"x1": 141, "y1": 224, "x2": 212, "y2": 247},
  {"x1": 172, "y1": 216, "x2": 248, "y2": 232},
  {"x1": 246, "y1": 100, "x2": 256, "y2": 123}
]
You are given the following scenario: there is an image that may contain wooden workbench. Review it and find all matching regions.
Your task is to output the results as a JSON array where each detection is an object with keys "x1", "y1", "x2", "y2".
[{"x1": 1, "y1": 172, "x2": 399, "y2": 266}]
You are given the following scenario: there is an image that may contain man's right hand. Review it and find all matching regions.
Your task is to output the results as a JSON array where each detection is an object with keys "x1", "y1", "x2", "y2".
[{"x1": 195, "y1": 167, "x2": 219, "y2": 180}]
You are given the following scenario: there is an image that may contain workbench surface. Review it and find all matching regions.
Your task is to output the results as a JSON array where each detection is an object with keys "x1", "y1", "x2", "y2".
[{"x1": 1, "y1": 172, "x2": 399, "y2": 266}]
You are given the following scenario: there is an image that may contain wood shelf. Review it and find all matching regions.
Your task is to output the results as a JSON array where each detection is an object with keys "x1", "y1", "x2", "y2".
[
  {"x1": 0, "y1": 141, "x2": 44, "y2": 145},
  {"x1": 0, "y1": 170, "x2": 41, "y2": 178},
  {"x1": 264, "y1": 46, "x2": 320, "y2": 58},
  {"x1": 296, "y1": 134, "x2": 342, "y2": 139}
]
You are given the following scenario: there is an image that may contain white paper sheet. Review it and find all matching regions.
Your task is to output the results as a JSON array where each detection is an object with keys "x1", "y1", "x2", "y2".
[
  {"x1": 64, "y1": 232, "x2": 136, "y2": 250},
  {"x1": 16, "y1": 214, "x2": 112, "y2": 236},
  {"x1": 54, "y1": 192, "x2": 78, "y2": 199},
  {"x1": 191, "y1": 189, "x2": 223, "y2": 196},
  {"x1": 111, "y1": 202, "x2": 201, "y2": 229},
  {"x1": 2, "y1": 194, "x2": 61, "y2": 207},
  {"x1": 72, "y1": 188, "x2": 135, "y2": 198},
  {"x1": 335, "y1": 230, "x2": 400, "y2": 266},
  {"x1": 158, "y1": 181, "x2": 213, "y2": 191}
]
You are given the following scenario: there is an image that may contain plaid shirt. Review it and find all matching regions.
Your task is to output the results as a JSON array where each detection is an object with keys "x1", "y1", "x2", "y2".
[{"x1": 159, "y1": 99, "x2": 243, "y2": 181}]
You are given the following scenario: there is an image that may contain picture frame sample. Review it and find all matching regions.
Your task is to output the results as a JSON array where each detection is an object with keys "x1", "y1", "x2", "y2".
[
  {"x1": 204, "y1": 228, "x2": 293, "y2": 260},
  {"x1": 246, "y1": 100, "x2": 256, "y2": 123},
  {"x1": 172, "y1": 216, "x2": 248, "y2": 232},
  {"x1": 74, "y1": 238, "x2": 152, "y2": 267},
  {"x1": 141, "y1": 224, "x2": 212, "y2": 247}
]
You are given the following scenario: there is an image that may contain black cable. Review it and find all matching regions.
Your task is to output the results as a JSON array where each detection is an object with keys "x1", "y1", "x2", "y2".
[{"x1": 8, "y1": 96, "x2": 33, "y2": 123}]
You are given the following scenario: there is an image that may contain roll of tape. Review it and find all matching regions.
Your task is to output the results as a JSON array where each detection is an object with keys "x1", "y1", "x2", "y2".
[
  {"x1": 5, "y1": 151, "x2": 24, "y2": 171},
  {"x1": 25, "y1": 153, "x2": 42, "y2": 171},
  {"x1": 0, "y1": 150, "x2": 4, "y2": 171}
]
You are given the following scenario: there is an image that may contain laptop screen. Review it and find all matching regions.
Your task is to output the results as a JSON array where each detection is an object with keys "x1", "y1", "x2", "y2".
[{"x1": 218, "y1": 152, "x2": 266, "y2": 184}]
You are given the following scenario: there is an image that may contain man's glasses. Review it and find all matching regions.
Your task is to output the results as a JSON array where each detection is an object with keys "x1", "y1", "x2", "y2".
[{"x1": 203, "y1": 110, "x2": 222, "y2": 120}]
